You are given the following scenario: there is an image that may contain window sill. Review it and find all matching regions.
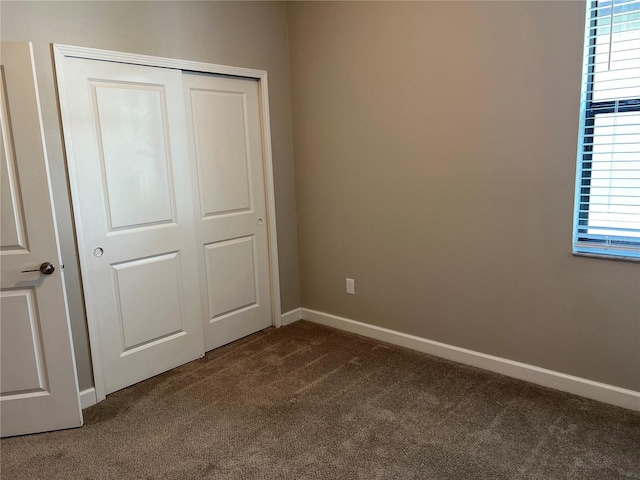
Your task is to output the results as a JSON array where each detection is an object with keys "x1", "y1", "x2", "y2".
[{"x1": 572, "y1": 252, "x2": 640, "y2": 263}]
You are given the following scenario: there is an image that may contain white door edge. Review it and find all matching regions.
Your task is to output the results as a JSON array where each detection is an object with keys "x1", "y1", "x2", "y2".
[{"x1": 53, "y1": 44, "x2": 282, "y2": 403}]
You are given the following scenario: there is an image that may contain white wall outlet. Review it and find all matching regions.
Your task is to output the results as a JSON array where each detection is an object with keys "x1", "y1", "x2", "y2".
[{"x1": 346, "y1": 278, "x2": 355, "y2": 295}]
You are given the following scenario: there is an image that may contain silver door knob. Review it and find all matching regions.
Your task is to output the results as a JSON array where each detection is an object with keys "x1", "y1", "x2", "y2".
[{"x1": 21, "y1": 262, "x2": 55, "y2": 275}]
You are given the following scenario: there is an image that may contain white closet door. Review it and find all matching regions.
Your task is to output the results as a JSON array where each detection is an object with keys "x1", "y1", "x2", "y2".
[
  {"x1": 57, "y1": 57, "x2": 204, "y2": 395},
  {"x1": 184, "y1": 73, "x2": 272, "y2": 351},
  {"x1": 0, "y1": 42, "x2": 82, "y2": 437}
]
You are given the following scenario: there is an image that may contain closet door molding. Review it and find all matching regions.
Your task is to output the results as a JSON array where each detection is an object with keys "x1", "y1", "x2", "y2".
[{"x1": 53, "y1": 44, "x2": 282, "y2": 402}]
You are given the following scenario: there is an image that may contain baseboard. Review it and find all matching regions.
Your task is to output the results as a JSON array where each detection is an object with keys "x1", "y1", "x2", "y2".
[
  {"x1": 281, "y1": 307, "x2": 302, "y2": 326},
  {"x1": 301, "y1": 308, "x2": 640, "y2": 412},
  {"x1": 79, "y1": 387, "x2": 97, "y2": 410}
]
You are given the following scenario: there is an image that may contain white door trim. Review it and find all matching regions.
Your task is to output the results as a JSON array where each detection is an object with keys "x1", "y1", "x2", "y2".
[{"x1": 53, "y1": 44, "x2": 282, "y2": 402}]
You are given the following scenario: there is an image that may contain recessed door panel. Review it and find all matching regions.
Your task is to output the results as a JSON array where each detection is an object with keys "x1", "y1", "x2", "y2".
[
  {"x1": 93, "y1": 84, "x2": 175, "y2": 230},
  {"x1": 204, "y1": 237, "x2": 257, "y2": 320},
  {"x1": 113, "y1": 252, "x2": 184, "y2": 350},
  {"x1": 0, "y1": 68, "x2": 27, "y2": 252},
  {"x1": 0, "y1": 289, "x2": 47, "y2": 396},
  {"x1": 190, "y1": 89, "x2": 252, "y2": 216}
]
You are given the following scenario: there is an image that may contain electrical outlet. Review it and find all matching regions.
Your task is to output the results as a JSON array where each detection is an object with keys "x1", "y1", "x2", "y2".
[{"x1": 346, "y1": 278, "x2": 355, "y2": 295}]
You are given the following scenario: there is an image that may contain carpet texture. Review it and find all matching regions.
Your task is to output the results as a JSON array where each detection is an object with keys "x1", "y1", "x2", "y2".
[{"x1": 2, "y1": 320, "x2": 639, "y2": 479}]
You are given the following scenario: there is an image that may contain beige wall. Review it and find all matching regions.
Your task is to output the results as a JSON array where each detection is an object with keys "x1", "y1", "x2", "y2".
[
  {"x1": 0, "y1": 1, "x2": 301, "y2": 391},
  {"x1": 288, "y1": 1, "x2": 640, "y2": 391}
]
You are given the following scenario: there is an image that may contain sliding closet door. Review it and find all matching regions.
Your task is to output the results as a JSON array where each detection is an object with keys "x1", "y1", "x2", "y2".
[
  {"x1": 184, "y1": 73, "x2": 272, "y2": 351},
  {"x1": 57, "y1": 57, "x2": 204, "y2": 395}
]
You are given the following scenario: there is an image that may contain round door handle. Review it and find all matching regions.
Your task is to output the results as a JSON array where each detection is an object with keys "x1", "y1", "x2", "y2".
[
  {"x1": 21, "y1": 262, "x2": 55, "y2": 275},
  {"x1": 40, "y1": 262, "x2": 55, "y2": 275}
]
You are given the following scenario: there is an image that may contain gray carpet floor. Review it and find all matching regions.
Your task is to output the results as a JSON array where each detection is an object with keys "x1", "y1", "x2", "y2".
[{"x1": 1, "y1": 320, "x2": 639, "y2": 479}]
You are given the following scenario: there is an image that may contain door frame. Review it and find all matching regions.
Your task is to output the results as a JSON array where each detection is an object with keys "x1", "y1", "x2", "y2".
[{"x1": 53, "y1": 44, "x2": 282, "y2": 403}]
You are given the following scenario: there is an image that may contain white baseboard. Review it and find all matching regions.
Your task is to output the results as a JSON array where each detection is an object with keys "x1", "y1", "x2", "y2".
[
  {"x1": 281, "y1": 307, "x2": 302, "y2": 326},
  {"x1": 301, "y1": 308, "x2": 640, "y2": 412},
  {"x1": 79, "y1": 387, "x2": 97, "y2": 410}
]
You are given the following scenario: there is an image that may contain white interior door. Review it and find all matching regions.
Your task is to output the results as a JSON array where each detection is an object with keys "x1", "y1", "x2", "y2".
[
  {"x1": 56, "y1": 57, "x2": 204, "y2": 396},
  {"x1": 0, "y1": 42, "x2": 82, "y2": 437},
  {"x1": 184, "y1": 73, "x2": 272, "y2": 351}
]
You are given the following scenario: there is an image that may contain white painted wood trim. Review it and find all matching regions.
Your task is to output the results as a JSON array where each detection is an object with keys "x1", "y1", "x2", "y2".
[
  {"x1": 301, "y1": 308, "x2": 640, "y2": 412},
  {"x1": 79, "y1": 388, "x2": 97, "y2": 410},
  {"x1": 258, "y1": 73, "x2": 283, "y2": 330},
  {"x1": 281, "y1": 308, "x2": 302, "y2": 326},
  {"x1": 53, "y1": 45, "x2": 108, "y2": 404},
  {"x1": 53, "y1": 44, "x2": 282, "y2": 402},
  {"x1": 53, "y1": 44, "x2": 268, "y2": 80}
]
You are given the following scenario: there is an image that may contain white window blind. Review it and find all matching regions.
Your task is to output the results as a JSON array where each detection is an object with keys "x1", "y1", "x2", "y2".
[{"x1": 574, "y1": 0, "x2": 640, "y2": 259}]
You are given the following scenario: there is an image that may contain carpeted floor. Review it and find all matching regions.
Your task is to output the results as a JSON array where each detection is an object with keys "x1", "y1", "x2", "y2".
[{"x1": 1, "y1": 320, "x2": 639, "y2": 479}]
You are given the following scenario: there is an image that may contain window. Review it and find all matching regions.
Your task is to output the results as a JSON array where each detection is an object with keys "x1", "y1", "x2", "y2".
[{"x1": 574, "y1": 0, "x2": 640, "y2": 260}]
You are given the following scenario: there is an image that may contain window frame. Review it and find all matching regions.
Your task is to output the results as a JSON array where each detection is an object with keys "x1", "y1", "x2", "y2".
[{"x1": 573, "y1": 0, "x2": 640, "y2": 260}]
